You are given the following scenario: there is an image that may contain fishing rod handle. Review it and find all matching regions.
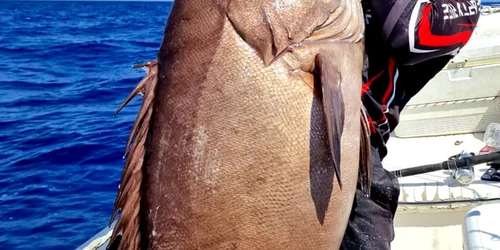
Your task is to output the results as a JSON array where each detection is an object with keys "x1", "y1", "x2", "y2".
[{"x1": 471, "y1": 151, "x2": 500, "y2": 165}]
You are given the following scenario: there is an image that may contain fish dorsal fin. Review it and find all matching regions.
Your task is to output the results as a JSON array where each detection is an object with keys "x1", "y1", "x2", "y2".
[
  {"x1": 226, "y1": 0, "x2": 341, "y2": 65},
  {"x1": 108, "y1": 60, "x2": 158, "y2": 250}
]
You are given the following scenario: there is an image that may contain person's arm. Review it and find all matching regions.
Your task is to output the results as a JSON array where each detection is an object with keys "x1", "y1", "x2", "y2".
[{"x1": 374, "y1": 0, "x2": 481, "y2": 66}]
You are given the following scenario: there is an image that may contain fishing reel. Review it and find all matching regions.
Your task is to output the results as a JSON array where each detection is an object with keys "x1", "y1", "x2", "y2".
[{"x1": 447, "y1": 152, "x2": 476, "y2": 185}]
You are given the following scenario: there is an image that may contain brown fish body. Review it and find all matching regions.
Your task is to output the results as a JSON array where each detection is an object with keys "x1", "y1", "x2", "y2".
[{"x1": 109, "y1": 0, "x2": 370, "y2": 249}]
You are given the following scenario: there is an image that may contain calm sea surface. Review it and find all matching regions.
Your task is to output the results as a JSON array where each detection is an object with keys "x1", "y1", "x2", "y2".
[{"x1": 0, "y1": 1, "x2": 172, "y2": 249}]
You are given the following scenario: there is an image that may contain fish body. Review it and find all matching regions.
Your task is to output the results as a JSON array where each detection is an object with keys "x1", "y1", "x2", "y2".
[{"x1": 109, "y1": 0, "x2": 370, "y2": 249}]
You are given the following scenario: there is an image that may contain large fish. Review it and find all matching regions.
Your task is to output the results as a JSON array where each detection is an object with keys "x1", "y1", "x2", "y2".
[{"x1": 108, "y1": 0, "x2": 371, "y2": 249}]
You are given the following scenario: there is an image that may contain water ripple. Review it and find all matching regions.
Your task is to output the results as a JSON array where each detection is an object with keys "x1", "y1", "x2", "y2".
[{"x1": 0, "y1": 1, "x2": 171, "y2": 249}]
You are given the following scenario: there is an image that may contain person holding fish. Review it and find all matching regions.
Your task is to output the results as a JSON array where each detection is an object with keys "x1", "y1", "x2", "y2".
[
  {"x1": 340, "y1": 0, "x2": 481, "y2": 249},
  {"x1": 105, "y1": 0, "x2": 482, "y2": 248}
]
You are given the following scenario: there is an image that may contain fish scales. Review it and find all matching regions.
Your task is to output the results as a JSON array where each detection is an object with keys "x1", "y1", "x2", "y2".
[{"x1": 108, "y1": 0, "x2": 371, "y2": 249}]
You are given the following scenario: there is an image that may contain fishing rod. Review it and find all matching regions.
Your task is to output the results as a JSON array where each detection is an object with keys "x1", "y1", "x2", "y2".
[{"x1": 391, "y1": 151, "x2": 500, "y2": 185}]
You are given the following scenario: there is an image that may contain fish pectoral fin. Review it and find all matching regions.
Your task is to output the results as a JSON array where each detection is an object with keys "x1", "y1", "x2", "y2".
[
  {"x1": 315, "y1": 54, "x2": 345, "y2": 189},
  {"x1": 359, "y1": 108, "x2": 372, "y2": 196}
]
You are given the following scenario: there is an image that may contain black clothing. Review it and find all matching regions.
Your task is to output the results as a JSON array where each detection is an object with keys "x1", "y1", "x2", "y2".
[
  {"x1": 341, "y1": 0, "x2": 480, "y2": 249},
  {"x1": 362, "y1": 0, "x2": 480, "y2": 159},
  {"x1": 340, "y1": 145, "x2": 400, "y2": 250}
]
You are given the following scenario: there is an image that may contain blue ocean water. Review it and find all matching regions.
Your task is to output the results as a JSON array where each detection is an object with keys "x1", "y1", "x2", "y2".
[{"x1": 0, "y1": 1, "x2": 172, "y2": 249}]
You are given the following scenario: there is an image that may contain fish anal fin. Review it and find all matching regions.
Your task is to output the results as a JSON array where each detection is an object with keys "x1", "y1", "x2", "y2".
[
  {"x1": 315, "y1": 53, "x2": 345, "y2": 189},
  {"x1": 359, "y1": 108, "x2": 372, "y2": 196}
]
